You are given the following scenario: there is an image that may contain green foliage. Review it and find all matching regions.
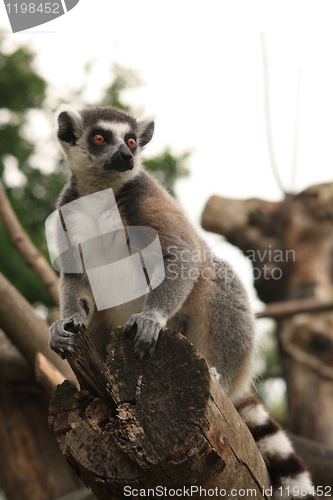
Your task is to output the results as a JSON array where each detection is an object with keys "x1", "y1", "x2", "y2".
[
  {"x1": 0, "y1": 38, "x2": 46, "y2": 112},
  {"x1": 101, "y1": 63, "x2": 142, "y2": 112},
  {"x1": 0, "y1": 37, "x2": 56, "y2": 305},
  {"x1": 0, "y1": 40, "x2": 191, "y2": 306},
  {"x1": 144, "y1": 147, "x2": 190, "y2": 197},
  {"x1": 254, "y1": 324, "x2": 287, "y2": 421}
]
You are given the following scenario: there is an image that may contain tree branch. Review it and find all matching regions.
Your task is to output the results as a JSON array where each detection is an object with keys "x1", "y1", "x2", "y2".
[
  {"x1": 260, "y1": 33, "x2": 287, "y2": 196},
  {"x1": 290, "y1": 68, "x2": 302, "y2": 192},
  {"x1": 0, "y1": 271, "x2": 76, "y2": 388},
  {"x1": 256, "y1": 298, "x2": 333, "y2": 320},
  {"x1": 35, "y1": 352, "x2": 70, "y2": 395},
  {"x1": 0, "y1": 179, "x2": 59, "y2": 305}
]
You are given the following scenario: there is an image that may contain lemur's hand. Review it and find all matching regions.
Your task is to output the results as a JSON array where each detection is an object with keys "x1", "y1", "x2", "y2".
[
  {"x1": 124, "y1": 312, "x2": 162, "y2": 359},
  {"x1": 49, "y1": 313, "x2": 83, "y2": 359}
]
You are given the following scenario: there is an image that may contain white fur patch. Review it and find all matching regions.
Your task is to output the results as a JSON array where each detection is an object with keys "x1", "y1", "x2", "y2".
[
  {"x1": 96, "y1": 121, "x2": 131, "y2": 139},
  {"x1": 137, "y1": 115, "x2": 156, "y2": 135},
  {"x1": 55, "y1": 104, "x2": 82, "y2": 129},
  {"x1": 108, "y1": 161, "x2": 142, "y2": 195},
  {"x1": 280, "y1": 471, "x2": 313, "y2": 496},
  {"x1": 257, "y1": 430, "x2": 294, "y2": 458},
  {"x1": 148, "y1": 311, "x2": 167, "y2": 327},
  {"x1": 211, "y1": 367, "x2": 221, "y2": 383},
  {"x1": 239, "y1": 403, "x2": 270, "y2": 427}
]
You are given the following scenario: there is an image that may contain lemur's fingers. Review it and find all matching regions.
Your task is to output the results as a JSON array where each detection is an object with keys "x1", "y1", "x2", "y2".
[
  {"x1": 63, "y1": 313, "x2": 83, "y2": 333},
  {"x1": 124, "y1": 314, "x2": 141, "y2": 335},
  {"x1": 133, "y1": 317, "x2": 161, "y2": 359},
  {"x1": 49, "y1": 314, "x2": 83, "y2": 358}
]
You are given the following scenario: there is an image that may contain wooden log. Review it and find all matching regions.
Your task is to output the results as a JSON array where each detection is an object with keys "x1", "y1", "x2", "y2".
[
  {"x1": 0, "y1": 330, "x2": 83, "y2": 500},
  {"x1": 202, "y1": 195, "x2": 288, "y2": 303},
  {"x1": 256, "y1": 298, "x2": 333, "y2": 320},
  {"x1": 0, "y1": 271, "x2": 76, "y2": 385},
  {"x1": 201, "y1": 183, "x2": 333, "y2": 446},
  {"x1": 49, "y1": 326, "x2": 271, "y2": 499},
  {"x1": 35, "y1": 352, "x2": 78, "y2": 395}
]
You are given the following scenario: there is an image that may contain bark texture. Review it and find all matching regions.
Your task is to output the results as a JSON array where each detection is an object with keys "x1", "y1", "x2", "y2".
[
  {"x1": 0, "y1": 330, "x2": 83, "y2": 500},
  {"x1": 202, "y1": 181, "x2": 333, "y2": 446},
  {"x1": 49, "y1": 326, "x2": 271, "y2": 499},
  {"x1": 0, "y1": 271, "x2": 75, "y2": 386}
]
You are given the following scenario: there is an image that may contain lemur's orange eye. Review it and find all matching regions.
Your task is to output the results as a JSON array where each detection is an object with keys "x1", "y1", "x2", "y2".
[
  {"x1": 92, "y1": 134, "x2": 105, "y2": 145},
  {"x1": 127, "y1": 138, "x2": 136, "y2": 149}
]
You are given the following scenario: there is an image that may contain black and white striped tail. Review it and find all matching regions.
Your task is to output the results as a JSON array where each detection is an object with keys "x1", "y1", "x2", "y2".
[{"x1": 235, "y1": 395, "x2": 315, "y2": 500}]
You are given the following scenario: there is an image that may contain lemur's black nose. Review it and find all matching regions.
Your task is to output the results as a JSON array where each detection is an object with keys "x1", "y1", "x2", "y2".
[
  {"x1": 119, "y1": 144, "x2": 133, "y2": 162},
  {"x1": 120, "y1": 151, "x2": 133, "y2": 161}
]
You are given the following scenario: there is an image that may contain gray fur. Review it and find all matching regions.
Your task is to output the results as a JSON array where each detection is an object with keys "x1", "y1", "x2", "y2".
[{"x1": 50, "y1": 105, "x2": 255, "y2": 400}]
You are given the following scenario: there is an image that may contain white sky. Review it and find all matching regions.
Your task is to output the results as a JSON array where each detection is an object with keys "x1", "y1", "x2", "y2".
[{"x1": 1, "y1": 0, "x2": 333, "y2": 222}]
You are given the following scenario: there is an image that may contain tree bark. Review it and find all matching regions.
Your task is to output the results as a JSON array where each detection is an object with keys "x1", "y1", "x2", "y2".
[
  {"x1": 256, "y1": 297, "x2": 333, "y2": 319},
  {"x1": 201, "y1": 182, "x2": 333, "y2": 446},
  {"x1": 49, "y1": 326, "x2": 271, "y2": 499},
  {"x1": 0, "y1": 271, "x2": 76, "y2": 387},
  {"x1": 0, "y1": 330, "x2": 83, "y2": 500},
  {"x1": 35, "y1": 352, "x2": 70, "y2": 395}
]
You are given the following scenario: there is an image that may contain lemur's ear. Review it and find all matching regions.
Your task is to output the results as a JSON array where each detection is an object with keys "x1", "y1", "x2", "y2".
[
  {"x1": 56, "y1": 104, "x2": 83, "y2": 146},
  {"x1": 137, "y1": 115, "x2": 155, "y2": 148}
]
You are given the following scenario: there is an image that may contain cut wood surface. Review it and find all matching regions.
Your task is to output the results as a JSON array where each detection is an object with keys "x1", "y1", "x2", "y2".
[{"x1": 49, "y1": 326, "x2": 271, "y2": 499}]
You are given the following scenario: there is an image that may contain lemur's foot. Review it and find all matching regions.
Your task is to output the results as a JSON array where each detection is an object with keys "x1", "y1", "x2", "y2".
[
  {"x1": 124, "y1": 313, "x2": 162, "y2": 359},
  {"x1": 49, "y1": 313, "x2": 83, "y2": 359}
]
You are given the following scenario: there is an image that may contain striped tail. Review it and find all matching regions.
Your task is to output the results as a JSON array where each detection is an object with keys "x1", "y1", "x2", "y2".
[{"x1": 235, "y1": 395, "x2": 315, "y2": 500}]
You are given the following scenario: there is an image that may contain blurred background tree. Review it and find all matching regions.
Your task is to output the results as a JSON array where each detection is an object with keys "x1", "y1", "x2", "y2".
[{"x1": 0, "y1": 35, "x2": 190, "y2": 307}]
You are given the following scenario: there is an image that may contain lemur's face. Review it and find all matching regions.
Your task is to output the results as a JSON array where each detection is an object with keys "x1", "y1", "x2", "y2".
[
  {"x1": 56, "y1": 106, "x2": 154, "y2": 174},
  {"x1": 87, "y1": 121, "x2": 136, "y2": 172}
]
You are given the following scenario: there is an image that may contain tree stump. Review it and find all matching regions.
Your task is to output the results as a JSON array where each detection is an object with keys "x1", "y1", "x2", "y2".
[{"x1": 49, "y1": 326, "x2": 270, "y2": 499}]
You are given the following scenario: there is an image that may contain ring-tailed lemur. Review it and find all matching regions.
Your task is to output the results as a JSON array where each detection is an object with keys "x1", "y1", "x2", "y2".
[{"x1": 49, "y1": 105, "x2": 314, "y2": 499}]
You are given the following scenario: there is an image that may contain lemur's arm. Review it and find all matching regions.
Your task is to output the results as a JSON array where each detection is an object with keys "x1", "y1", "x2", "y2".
[
  {"x1": 124, "y1": 243, "x2": 197, "y2": 358},
  {"x1": 49, "y1": 274, "x2": 93, "y2": 358}
]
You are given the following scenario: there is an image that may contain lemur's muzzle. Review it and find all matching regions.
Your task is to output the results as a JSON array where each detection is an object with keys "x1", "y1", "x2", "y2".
[{"x1": 103, "y1": 145, "x2": 134, "y2": 172}]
